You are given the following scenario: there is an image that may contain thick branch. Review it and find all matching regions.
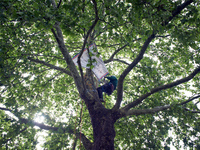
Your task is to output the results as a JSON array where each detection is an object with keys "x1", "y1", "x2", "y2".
[
  {"x1": 122, "y1": 66, "x2": 200, "y2": 111},
  {"x1": 28, "y1": 57, "x2": 72, "y2": 76},
  {"x1": 0, "y1": 106, "x2": 93, "y2": 149},
  {"x1": 25, "y1": 119, "x2": 93, "y2": 148},
  {"x1": 51, "y1": 27, "x2": 83, "y2": 95},
  {"x1": 113, "y1": 33, "x2": 155, "y2": 110},
  {"x1": 0, "y1": 107, "x2": 58, "y2": 131},
  {"x1": 125, "y1": 105, "x2": 170, "y2": 116},
  {"x1": 22, "y1": 119, "x2": 93, "y2": 148},
  {"x1": 122, "y1": 104, "x2": 200, "y2": 117},
  {"x1": 20, "y1": 118, "x2": 59, "y2": 131},
  {"x1": 120, "y1": 93, "x2": 200, "y2": 117}
]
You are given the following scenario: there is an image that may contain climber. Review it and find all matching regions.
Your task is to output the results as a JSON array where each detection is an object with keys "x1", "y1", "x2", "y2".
[{"x1": 97, "y1": 76, "x2": 118, "y2": 102}]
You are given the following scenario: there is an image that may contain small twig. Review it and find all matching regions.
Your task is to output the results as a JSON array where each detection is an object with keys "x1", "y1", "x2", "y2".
[
  {"x1": 181, "y1": 94, "x2": 200, "y2": 105},
  {"x1": 183, "y1": 108, "x2": 200, "y2": 113},
  {"x1": 28, "y1": 57, "x2": 72, "y2": 76},
  {"x1": 112, "y1": 59, "x2": 130, "y2": 65},
  {"x1": 155, "y1": 35, "x2": 170, "y2": 38},
  {"x1": 195, "y1": 101, "x2": 200, "y2": 106},
  {"x1": 77, "y1": 0, "x2": 99, "y2": 90},
  {"x1": 57, "y1": 0, "x2": 62, "y2": 8}
]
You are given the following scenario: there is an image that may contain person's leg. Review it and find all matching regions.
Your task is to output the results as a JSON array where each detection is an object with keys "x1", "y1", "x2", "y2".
[{"x1": 97, "y1": 86, "x2": 104, "y2": 101}]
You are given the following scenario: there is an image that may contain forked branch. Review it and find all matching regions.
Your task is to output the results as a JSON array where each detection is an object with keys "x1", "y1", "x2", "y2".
[
  {"x1": 104, "y1": 38, "x2": 142, "y2": 64},
  {"x1": 121, "y1": 93, "x2": 200, "y2": 117},
  {"x1": 122, "y1": 66, "x2": 200, "y2": 112},
  {"x1": 113, "y1": 0, "x2": 194, "y2": 111},
  {"x1": 113, "y1": 33, "x2": 155, "y2": 110}
]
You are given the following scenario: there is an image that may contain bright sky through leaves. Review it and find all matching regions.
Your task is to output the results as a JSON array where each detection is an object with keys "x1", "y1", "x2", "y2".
[{"x1": 0, "y1": 0, "x2": 200, "y2": 149}]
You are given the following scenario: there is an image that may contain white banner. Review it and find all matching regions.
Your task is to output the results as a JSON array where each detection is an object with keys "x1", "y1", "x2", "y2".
[{"x1": 72, "y1": 43, "x2": 109, "y2": 80}]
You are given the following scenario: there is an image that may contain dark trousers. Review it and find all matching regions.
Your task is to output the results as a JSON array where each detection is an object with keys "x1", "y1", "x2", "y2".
[{"x1": 97, "y1": 82, "x2": 114, "y2": 99}]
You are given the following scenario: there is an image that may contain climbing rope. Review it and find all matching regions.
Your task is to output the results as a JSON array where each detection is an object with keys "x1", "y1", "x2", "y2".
[
  {"x1": 79, "y1": 100, "x2": 83, "y2": 150},
  {"x1": 72, "y1": 99, "x2": 84, "y2": 150}
]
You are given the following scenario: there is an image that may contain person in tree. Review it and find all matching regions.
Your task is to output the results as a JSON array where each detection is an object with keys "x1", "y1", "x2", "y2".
[{"x1": 97, "y1": 76, "x2": 118, "y2": 102}]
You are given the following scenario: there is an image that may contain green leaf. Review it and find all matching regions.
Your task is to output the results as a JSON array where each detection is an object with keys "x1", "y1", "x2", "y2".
[{"x1": 1, "y1": 0, "x2": 200, "y2": 149}]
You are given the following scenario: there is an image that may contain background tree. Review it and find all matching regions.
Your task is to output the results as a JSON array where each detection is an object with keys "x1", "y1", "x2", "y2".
[{"x1": 0, "y1": 0, "x2": 200, "y2": 149}]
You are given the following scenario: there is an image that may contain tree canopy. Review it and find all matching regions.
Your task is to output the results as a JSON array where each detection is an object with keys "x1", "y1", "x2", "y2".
[{"x1": 0, "y1": 0, "x2": 200, "y2": 149}]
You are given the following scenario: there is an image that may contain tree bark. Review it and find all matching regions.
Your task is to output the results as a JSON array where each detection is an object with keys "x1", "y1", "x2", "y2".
[
  {"x1": 88, "y1": 103, "x2": 116, "y2": 150},
  {"x1": 83, "y1": 69, "x2": 117, "y2": 149}
]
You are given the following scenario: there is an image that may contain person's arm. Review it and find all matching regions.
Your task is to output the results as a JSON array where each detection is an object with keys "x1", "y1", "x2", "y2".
[{"x1": 105, "y1": 76, "x2": 112, "y2": 80}]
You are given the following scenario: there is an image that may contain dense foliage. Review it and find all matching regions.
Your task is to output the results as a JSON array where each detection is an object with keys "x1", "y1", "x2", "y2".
[{"x1": 0, "y1": 0, "x2": 200, "y2": 149}]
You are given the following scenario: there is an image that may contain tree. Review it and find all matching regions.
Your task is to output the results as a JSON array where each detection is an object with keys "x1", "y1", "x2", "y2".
[{"x1": 0, "y1": 0, "x2": 200, "y2": 149}]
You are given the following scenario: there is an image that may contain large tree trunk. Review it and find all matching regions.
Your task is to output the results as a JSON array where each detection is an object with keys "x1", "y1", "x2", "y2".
[
  {"x1": 84, "y1": 69, "x2": 116, "y2": 149},
  {"x1": 89, "y1": 104, "x2": 116, "y2": 150}
]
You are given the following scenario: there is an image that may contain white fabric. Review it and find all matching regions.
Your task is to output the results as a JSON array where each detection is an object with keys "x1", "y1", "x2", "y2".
[{"x1": 72, "y1": 43, "x2": 109, "y2": 80}]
